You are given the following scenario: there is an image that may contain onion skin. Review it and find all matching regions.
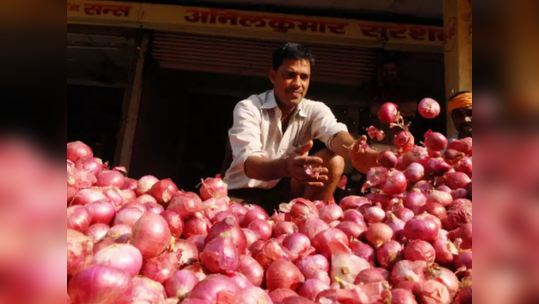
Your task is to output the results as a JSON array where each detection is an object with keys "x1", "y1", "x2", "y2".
[
  {"x1": 418, "y1": 98, "x2": 441, "y2": 119},
  {"x1": 388, "y1": 288, "x2": 418, "y2": 304},
  {"x1": 92, "y1": 244, "x2": 143, "y2": 277},
  {"x1": 381, "y1": 170, "x2": 408, "y2": 195},
  {"x1": 404, "y1": 215, "x2": 439, "y2": 242},
  {"x1": 67, "y1": 229, "x2": 93, "y2": 276},
  {"x1": 164, "y1": 270, "x2": 199, "y2": 300},
  {"x1": 131, "y1": 277, "x2": 167, "y2": 303},
  {"x1": 67, "y1": 141, "x2": 93, "y2": 163},
  {"x1": 96, "y1": 170, "x2": 125, "y2": 188},
  {"x1": 136, "y1": 175, "x2": 159, "y2": 196},
  {"x1": 404, "y1": 240, "x2": 436, "y2": 264},
  {"x1": 242, "y1": 206, "x2": 269, "y2": 227},
  {"x1": 86, "y1": 224, "x2": 110, "y2": 242},
  {"x1": 283, "y1": 233, "x2": 315, "y2": 261},
  {"x1": 131, "y1": 213, "x2": 172, "y2": 260},
  {"x1": 68, "y1": 265, "x2": 133, "y2": 304},
  {"x1": 405, "y1": 163, "x2": 425, "y2": 183},
  {"x1": 413, "y1": 279, "x2": 452, "y2": 304},
  {"x1": 420, "y1": 203, "x2": 447, "y2": 221},
  {"x1": 236, "y1": 287, "x2": 273, "y2": 304},
  {"x1": 296, "y1": 254, "x2": 330, "y2": 279},
  {"x1": 390, "y1": 260, "x2": 427, "y2": 287},
  {"x1": 454, "y1": 250, "x2": 473, "y2": 270},
  {"x1": 270, "y1": 289, "x2": 299, "y2": 304},
  {"x1": 274, "y1": 221, "x2": 299, "y2": 237},
  {"x1": 365, "y1": 223, "x2": 394, "y2": 248},
  {"x1": 354, "y1": 268, "x2": 388, "y2": 285},
  {"x1": 200, "y1": 234, "x2": 240, "y2": 274},
  {"x1": 404, "y1": 190, "x2": 427, "y2": 215},
  {"x1": 149, "y1": 179, "x2": 179, "y2": 205},
  {"x1": 433, "y1": 238, "x2": 458, "y2": 264},
  {"x1": 141, "y1": 252, "x2": 179, "y2": 284},
  {"x1": 350, "y1": 241, "x2": 376, "y2": 265},
  {"x1": 319, "y1": 204, "x2": 344, "y2": 223},
  {"x1": 425, "y1": 266, "x2": 460, "y2": 298},
  {"x1": 424, "y1": 132, "x2": 448, "y2": 152},
  {"x1": 188, "y1": 275, "x2": 240, "y2": 303},
  {"x1": 339, "y1": 196, "x2": 372, "y2": 211},
  {"x1": 86, "y1": 199, "x2": 116, "y2": 225},
  {"x1": 199, "y1": 175, "x2": 228, "y2": 200},
  {"x1": 266, "y1": 260, "x2": 305, "y2": 292},
  {"x1": 172, "y1": 239, "x2": 199, "y2": 267},
  {"x1": 237, "y1": 255, "x2": 264, "y2": 287},
  {"x1": 300, "y1": 217, "x2": 330, "y2": 241},
  {"x1": 67, "y1": 205, "x2": 92, "y2": 232},
  {"x1": 113, "y1": 207, "x2": 145, "y2": 228},
  {"x1": 298, "y1": 279, "x2": 330, "y2": 301},
  {"x1": 378, "y1": 102, "x2": 399, "y2": 124},
  {"x1": 168, "y1": 191, "x2": 203, "y2": 220},
  {"x1": 445, "y1": 172, "x2": 472, "y2": 190},
  {"x1": 444, "y1": 199, "x2": 473, "y2": 231},
  {"x1": 206, "y1": 216, "x2": 247, "y2": 254},
  {"x1": 248, "y1": 219, "x2": 273, "y2": 241},
  {"x1": 336, "y1": 221, "x2": 367, "y2": 240},
  {"x1": 184, "y1": 214, "x2": 212, "y2": 239},
  {"x1": 378, "y1": 150, "x2": 398, "y2": 169},
  {"x1": 312, "y1": 228, "x2": 350, "y2": 259},
  {"x1": 160, "y1": 210, "x2": 184, "y2": 239},
  {"x1": 377, "y1": 240, "x2": 403, "y2": 269},
  {"x1": 72, "y1": 188, "x2": 107, "y2": 206}
]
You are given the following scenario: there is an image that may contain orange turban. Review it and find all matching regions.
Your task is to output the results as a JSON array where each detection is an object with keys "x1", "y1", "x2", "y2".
[{"x1": 448, "y1": 92, "x2": 472, "y2": 113}]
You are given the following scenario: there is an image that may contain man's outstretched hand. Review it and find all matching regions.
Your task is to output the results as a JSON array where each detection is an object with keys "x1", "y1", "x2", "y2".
[
  {"x1": 284, "y1": 141, "x2": 329, "y2": 188},
  {"x1": 350, "y1": 135, "x2": 380, "y2": 174}
]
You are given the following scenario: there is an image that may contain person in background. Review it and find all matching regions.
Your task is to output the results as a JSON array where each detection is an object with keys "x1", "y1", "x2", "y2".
[
  {"x1": 222, "y1": 43, "x2": 379, "y2": 213},
  {"x1": 448, "y1": 91, "x2": 473, "y2": 139}
]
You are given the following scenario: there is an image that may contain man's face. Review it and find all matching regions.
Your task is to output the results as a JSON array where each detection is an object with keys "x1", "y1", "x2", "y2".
[
  {"x1": 270, "y1": 59, "x2": 311, "y2": 109},
  {"x1": 452, "y1": 106, "x2": 473, "y2": 138}
]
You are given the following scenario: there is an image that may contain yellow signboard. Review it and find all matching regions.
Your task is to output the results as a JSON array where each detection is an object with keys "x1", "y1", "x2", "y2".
[{"x1": 67, "y1": 0, "x2": 445, "y2": 52}]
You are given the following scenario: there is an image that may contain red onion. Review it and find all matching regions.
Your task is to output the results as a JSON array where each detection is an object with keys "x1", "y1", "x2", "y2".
[
  {"x1": 286, "y1": 198, "x2": 319, "y2": 225},
  {"x1": 86, "y1": 199, "x2": 115, "y2": 225},
  {"x1": 144, "y1": 201, "x2": 165, "y2": 215},
  {"x1": 426, "y1": 158, "x2": 452, "y2": 175},
  {"x1": 184, "y1": 213, "x2": 212, "y2": 239},
  {"x1": 445, "y1": 199, "x2": 473, "y2": 231},
  {"x1": 202, "y1": 197, "x2": 230, "y2": 221},
  {"x1": 114, "y1": 207, "x2": 145, "y2": 228},
  {"x1": 122, "y1": 201, "x2": 147, "y2": 213},
  {"x1": 403, "y1": 146, "x2": 428, "y2": 168},
  {"x1": 378, "y1": 102, "x2": 399, "y2": 124},
  {"x1": 365, "y1": 223, "x2": 394, "y2": 248},
  {"x1": 378, "y1": 150, "x2": 398, "y2": 168},
  {"x1": 443, "y1": 149, "x2": 465, "y2": 164},
  {"x1": 420, "y1": 202, "x2": 447, "y2": 221},
  {"x1": 76, "y1": 157, "x2": 104, "y2": 176},
  {"x1": 377, "y1": 240, "x2": 403, "y2": 268},
  {"x1": 188, "y1": 235, "x2": 207, "y2": 252},
  {"x1": 67, "y1": 229, "x2": 93, "y2": 276},
  {"x1": 404, "y1": 214, "x2": 439, "y2": 242},
  {"x1": 350, "y1": 241, "x2": 376, "y2": 265},
  {"x1": 319, "y1": 204, "x2": 344, "y2": 223},
  {"x1": 141, "y1": 251, "x2": 179, "y2": 284},
  {"x1": 136, "y1": 175, "x2": 159, "y2": 196},
  {"x1": 364, "y1": 206, "x2": 386, "y2": 223},
  {"x1": 331, "y1": 246, "x2": 372, "y2": 285},
  {"x1": 312, "y1": 228, "x2": 350, "y2": 259},
  {"x1": 189, "y1": 275, "x2": 240, "y2": 303},
  {"x1": 230, "y1": 203, "x2": 248, "y2": 225},
  {"x1": 106, "y1": 224, "x2": 132, "y2": 242},
  {"x1": 102, "y1": 188, "x2": 124, "y2": 210},
  {"x1": 243, "y1": 205, "x2": 269, "y2": 227},
  {"x1": 172, "y1": 239, "x2": 199, "y2": 267},
  {"x1": 426, "y1": 190, "x2": 453, "y2": 208},
  {"x1": 96, "y1": 170, "x2": 125, "y2": 188},
  {"x1": 206, "y1": 216, "x2": 247, "y2": 254},
  {"x1": 418, "y1": 98, "x2": 441, "y2": 119},
  {"x1": 437, "y1": 185, "x2": 452, "y2": 193},
  {"x1": 67, "y1": 141, "x2": 93, "y2": 163},
  {"x1": 122, "y1": 178, "x2": 138, "y2": 191},
  {"x1": 394, "y1": 131, "x2": 415, "y2": 153},
  {"x1": 455, "y1": 157, "x2": 472, "y2": 175},
  {"x1": 336, "y1": 221, "x2": 367, "y2": 240},
  {"x1": 283, "y1": 296, "x2": 317, "y2": 304},
  {"x1": 248, "y1": 219, "x2": 273, "y2": 241},
  {"x1": 72, "y1": 188, "x2": 106, "y2": 206},
  {"x1": 183, "y1": 263, "x2": 208, "y2": 282},
  {"x1": 454, "y1": 250, "x2": 472, "y2": 270},
  {"x1": 270, "y1": 289, "x2": 299, "y2": 304},
  {"x1": 449, "y1": 223, "x2": 473, "y2": 250},
  {"x1": 68, "y1": 265, "x2": 132, "y2": 304},
  {"x1": 149, "y1": 179, "x2": 179, "y2": 204},
  {"x1": 355, "y1": 268, "x2": 388, "y2": 285},
  {"x1": 211, "y1": 211, "x2": 238, "y2": 225},
  {"x1": 199, "y1": 175, "x2": 228, "y2": 200},
  {"x1": 228, "y1": 272, "x2": 253, "y2": 289},
  {"x1": 404, "y1": 163, "x2": 425, "y2": 183},
  {"x1": 413, "y1": 280, "x2": 451, "y2": 304},
  {"x1": 309, "y1": 271, "x2": 331, "y2": 285},
  {"x1": 168, "y1": 191, "x2": 203, "y2": 219},
  {"x1": 255, "y1": 240, "x2": 292, "y2": 269},
  {"x1": 300, "y1": 217, "x2": 330, "y2": 241},
  {"x1": 160, "y1": 210, "x2": 184, "y2": 238},
  {"x1": 390, "y1": 260, "x2": 427, "y2": 287},
  {"x1": 67, "y1": 205, "x2": 92, "y2": 232},
  {"x1": 242, "y1": 228, "x2": 259, "y2": 247},
  {"x1": 404, "y1": 240, "x2": 436, "y2": 264},
  {"x1": 424, "y1": 131, "x2": 448, "y2": 152},
  {"x1": 385, "y1": 212, "x2": 406, "y2": 238},
  {"x1": 200, "y1": 234, "x2": 240, "y2": 274},
  {"x1": 413, "y1": 180, "x2": 433, "y2": 194},
  {"x1": 237, "y1": 255, "x2": 264, "y2": 287},
  {"x1": 86, "y1": 223, "x2": 110, "y2": 242},
  {"x1": 454, "y1": 285, "x2": 472, "y2": 304},
  {"x1": 131, "y1": 213, "x2": 172, "y2": 259},
  {"x1": 403, "y1": 190, "x2": 427, "y2": 214},
  {"x1": 131, "y1": 277, "x2": 166, "y2": 304},
  {"x1": 249, "y1": 240, "x2": 266, "y2": 257},
  {"x1": 119, "y1": 189, "x2": 136, "y2": 203},
  {"x1": 181, "y1": 298, "x2": 212, "y2": 304},
  {"x1": 445, "y1": 172, "x2": 472, "y2": 190},
  {"x1": 298, "y1": 279, "x2": 330, "y2": 301},
  {"x1": 393, "y1": 207, "x2": 415, "y2": 222},
  {"x1": 433, "y1": 238, "x2": 458, "y2": 264},
  {"x1": 342, "y1": 209, "x2": 365, "y2": 225},
  {"x1": 274, "y1": 221, "x2": 299, "y2": 237},
  {"x1": 425, "y1": 266, "x2": 459, "y2": 298},
  {"x1": 92, "y1": 244, "x2": 143, "y2": 277},
  {"x1": 236, "y1": 287, "x2": 273, "y2": 304},
  {"x1": 266, "y1": 260, "x2": 305, "y2": 291},
  {"x1": 451, "y1": 188, "x2": 469, "y2": 200},
  {"x1": 283, "y1": 233, "x2": 315, "y2": 260},
  {"x1": 164, "y1": 270, "x2": 199, "y2": 300},
  {"x1": 387, "y1": 288, "x2": 418, "y2": 304},
  {"x1": 363, "y1": 167, "x2": 388, "y2": 190},
  {"x1": 339, "y1": 196, "x2": 371, "y2": 211},
  {"x1": 447, "y1": 138, "x2": 472, "y2": 155},
  {"x1": 296, "y1": 254, "x2": 330, "y2": 279}
]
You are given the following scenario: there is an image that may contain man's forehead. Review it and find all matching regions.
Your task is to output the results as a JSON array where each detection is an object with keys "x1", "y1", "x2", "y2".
[{"x1": 281, "y1": 59, "x2": 311, "y2": 72}]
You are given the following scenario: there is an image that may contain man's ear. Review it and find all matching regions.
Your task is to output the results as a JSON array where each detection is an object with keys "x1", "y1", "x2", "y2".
[{"x1": 269, "y1": 69, "x2": 276, "y2": 85}]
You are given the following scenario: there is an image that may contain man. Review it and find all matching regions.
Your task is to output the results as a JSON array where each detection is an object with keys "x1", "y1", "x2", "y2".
[
  {"x1": 223, "y1": 43, "x2": 378, "y2": 213},
  {"x1": 448, "y1": 91, "x2": 473, "y2": 139}
]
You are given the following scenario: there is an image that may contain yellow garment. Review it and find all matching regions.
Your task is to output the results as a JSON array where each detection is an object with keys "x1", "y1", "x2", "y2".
[{"x1": 448, "y1": 93, "x2": 473, "y2": 113}]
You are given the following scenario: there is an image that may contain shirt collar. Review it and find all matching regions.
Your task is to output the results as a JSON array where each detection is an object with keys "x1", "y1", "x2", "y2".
[{"x1": 262, "y1": 90, "x2": 307, "y2": 118}]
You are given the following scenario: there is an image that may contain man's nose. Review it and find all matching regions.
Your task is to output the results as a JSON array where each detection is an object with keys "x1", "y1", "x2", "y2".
[
  {"x1": 291, "y1": 76, "x2": 302, "y2": 88},
  {"x1": 465, "y1": 116, "x2": 472, "y2": 123}
]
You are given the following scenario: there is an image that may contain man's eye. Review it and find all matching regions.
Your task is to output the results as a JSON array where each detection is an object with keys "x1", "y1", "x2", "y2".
[{"x1": 301, "y1": 75, "x2": 310, "y2": 80}]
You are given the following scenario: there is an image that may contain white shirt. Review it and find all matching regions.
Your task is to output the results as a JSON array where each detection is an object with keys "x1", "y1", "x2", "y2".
[{"x1": 224, "y1": 90, "x2": 348, "y2": 190}]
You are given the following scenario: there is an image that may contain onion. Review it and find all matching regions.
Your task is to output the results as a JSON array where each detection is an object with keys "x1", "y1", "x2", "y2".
[
  {"x1": 454, "y1": 250, "x2": 472, "y2": 270},
  {"x1": 418, "y1": 98, "x2": 441, "y2": 119},
  {"x1": 319, "y1": 204, "x2": 344, "y2": 223},
  {"x1": 350, "y1": 241, "x2": 376, "y2": 265},
  {"x1": 413, "y1": 180, "x2": 433, "y2": 194},
  {"x1": 249, "y1": 240, "x2": 266, "y2": 257},
  {"x1": 286, "y1": 198, "x2": 319, "y2": 225},
  {"x1": 168, "y1": 191, "x2": 203, "y2": 220},
  {"x1": 378, "y1": 102, "x2": 399, "y2": 124},
  {"x1": 183, "y1": 263, "x2": 208, "y2": 282},
  {"x1": 141, "y1": 251, "x2": 179, "y2": 284},
  {"x1": 211, "y1": 211, "x2": 239, "y2": 225},
  {"x1": 404, "y1": 163, "x2": 425, "y2": 183},
  {"x1": 67, "y1": 229, "x2": 93, "y2": 276},
  {"x1": 131, "y1": 277, "x2": 167, "y2": 304},
  {"x1": 385, "y1": 212, "x2": 406, "y2": 241},
  {"x1": 454, "y1": 285, "x2": 472, "y2": 304},
  {"x1": 449, "y1": 223, "x2": 473, "y2": 250},
  {"x1": 424, "y1": 131, "x2": 448, "y2": 152},
  {"x1": 172, "y1": 239, "x2": 199, "y2": 267},
  {"x1": 199, "y1": 175, "x2": 228, "y2": 200},
  {"x1": 364, "y1": 206, "x2": 386, "y2": 223},
  {"x1": 355, "y1": 268, "x2": 388, "y2": 285},
  {"x1": 455, "y1": 157, "x2": 472, "y2": 176},
  {"x1": 67, "y1": 141, "x2": 93, "y2": 163},
  {"x1": 72, "y1": 188, "x2": 106, "y2": 206},
  {"x1": 445, "y1": 172, "x2": 472, "y2": 190},
  {"x1": 160, "y1": 210, "x2": 184, "y2": 238},
  {"x1": 122, "y1": 178, "x2": 138, "y2": 191},
  {"x1": 393, "y1": 207, "x2": 415, "y2": 222},
  {"x1": 248, "y1": 219, "x2": 273, "y2": 241},
  {"x1": 445, "y1": 199, "x2": 473, "y2": 231},
  {"x1": 131, "y1": 213, "x2": 172, "y2": 259},
  {"x1": 436, "y1": 185, "x2": 452, "y2": 193},
  {"x1": 86, "y1": 199, "x2": 115, "y2": 225},
  {"x1": 202, "y1": 197, "x2": 230, "y2": 221},
  {"x1": 206, "y1": 216, "x2": 247, "y2": 254},
  {"x1": 164, "y1": 270, "x2": 199, "y2": 300},
  {"x1": 404, "y1": 214, "x2": 439, "y2": 242},
  {"x1": 92, "y1": 244, "x2": 143, "y2": 277},
  {"x1": 237, "y1": 255, "x2": 264, "y2": 287},
  {"x1": 102, "y1": 188, "x2": 124, "y2": 210},
  {"x1": 86, "y1": 224, "x2": 110, "y2": 242},
  {"x1": 230, "y1": 203, "x2": 248, "y2": 225},
  {"x1": 377, "y1": 240, "x2": 403, "y2": 268},
  {"x1": 243, "y1": 228, "x2": 259, "y2": 247},
  {"x1": 200, "y1": 233, "x2": 240, "y2": 274},
  {"x1": 67, "y1": 205, "x2": 92, "y2": 232},
  {"x1": 426, "y1": 158, "x2": 452, "y2": 175},
  {"x1": 298, "y1": 279, "x2": 330, "y2": 301},
  {"x1": 229, "y1": 272, "x2": 253, "y2": 289},
  {"x1": 283, "y1": 297, "x2": 317, "y2": 304},
  {"x1": 413, "y1": 279, "x2": 452, "y2": 304},
  {"x1": 404, "y1": 240, "x2": 436, "y2": 264},
  {"x1": 184, "y1": 213, "x2": 212, "y2": 239},
  {"x1": 149, "y1": 179, "x2": 179, "y2": 204},
  {"x1": 388, "y1": 288, "x2": 418, "y2": 304},
  {"x1": 336, "y1": 221, "x2": 367, "y2": 240},
  {"x1": 339, "y1": 196, "x2": 371, "y2": 211},
  {"x1": 188, "y1": 235, "x2": 207, "y2": 252},
  {"x1": 67, "y1": 265, "x2": 132, "y2": 304},
  {"x1": 189, "y1": 275, "x2": 240, "y2": 303},
  {"x1": 312, "y1": 228, "x2": 350, "y2": 259},
  {"x1": 300, "y1": 217, "x2": 330, "y2": 241},
  {"x1": 243, "y1": 205, "x2": 269, "y2": 227},
  {"x1": 274, "y1": 221, "x2": 298, "y2": 237},
  {"x1": 144, "y1": 201, "x2": 165, "y2": 215},
  {"x1": 296, "y1": 254, "x2": 330, "y2": 278},
  {"x1": 236, "y1": 287, "x2": 273, "y2": 304},
  {"x1": 451, "y1": 188, "x2": 469, "y2": 200},
  {"x1": 426, "y1": 190, "x2": 453, "y2": 208},
  {"x1": 365, "y1": 223, "x2": 394, "y2": 248},
  {"x1": 266, "y1": 260, "x2": 305, "y2": 291},
  {"x1": 96, "y1": 170, "x2": 125, "y2": 188},
  {"x1": 342, "y1": 209, "x2": 365, "y2": 225},
  {"x1": 403, "y1": 190, "x2": 427, "y2": 214},
  {"x1": 403, "y1": 146, "x2": 428, "y2": 168},
  {"x1": 122, "y1": 201, "x2": 147, "y2": 213},
  {"x1": 76, "y1": 157, "x2": 104, "y2": 176},
  {"x1": 378, "y1": 150, "x2": 398, "y2": 168},
  {"x1": 433, "y1": 238, "x2": 458, "y2": 264},
  {"x1": 119, "y1": 189, "x2": 136, "y2": 203},
  {"x1": 390, "y1": 260, "x2": 427, "y2": 287},
  {"x1": 283, "y1": 233, "x2": 315, "y2": 260},
  {"x1": 181, "y1": 299, "x2": 212, "y2": 304},
  {"x1": 270, "y1": 289, "x2": 299, "y2": 304},
  {"x1": 420, "y1": 202, "x2": 447, "y2": 221},
  {"x1": 114, "y1": 207, "x2": 145, "y2": 228},
  {"x1": 425, "y1": 265, "x2": 460, "y2": 298},
  {"x1": 255, "y1": 240, "x2": 292, "y2": 269},
  {"x1": 447, "y1": 138, "x2": 472, "y2": 155},
  {"x1": 363, "y1": 167, "x2": 388, "y2": 190},
  {"x1": 106, "y1": 224, "x2": 132, "y2": 242},
  {"x1": 136, "y1": 175, "x2": 159, "y2": 196},
  {"x1": 394, "y1": 131, "x2": 415, "y2": 153}
]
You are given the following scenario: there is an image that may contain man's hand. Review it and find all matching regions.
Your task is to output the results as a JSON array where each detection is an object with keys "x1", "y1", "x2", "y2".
[
  {"x1": 350, "y1": 135, "x2": 380, "y2": 174},
  {"x1": 285, "y1": 141, "x2": 329, "y2": 187}
]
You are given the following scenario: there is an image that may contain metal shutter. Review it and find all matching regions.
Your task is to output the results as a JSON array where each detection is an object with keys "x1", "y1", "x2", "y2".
[{"x1": 151, "y1": 31, "x2": 379, "y2": 86}]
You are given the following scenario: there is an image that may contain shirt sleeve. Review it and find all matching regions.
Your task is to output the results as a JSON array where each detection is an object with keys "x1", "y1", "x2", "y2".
[
  {"x1": 228, "y1": 100, "x2": 268, "y2": 175},
  {"x1": 310, "y1": 102, "x2": 349, "y2": 150}
]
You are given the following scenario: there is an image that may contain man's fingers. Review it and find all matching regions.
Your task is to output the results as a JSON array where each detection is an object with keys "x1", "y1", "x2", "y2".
[
  {"x1": 294, "y1": 141, "x2": 314, "y2": 155},
  {"x1": 359, "y1": 135, "x2": 368, "y2": 144},
  {"x1": 293, "y1": 156, "x2": 324, "y2": 166},
  {"x1": 306, "y1": 181, "x2": 325, "y2": 188}
]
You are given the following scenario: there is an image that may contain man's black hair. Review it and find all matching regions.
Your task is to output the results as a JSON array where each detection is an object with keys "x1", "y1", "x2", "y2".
[
  {"x1": 449, "y1": 91, "x2": 472, "y2": 101},
  {"x1": 272, "y1": 43, "x2": 315, "y2": 71}
]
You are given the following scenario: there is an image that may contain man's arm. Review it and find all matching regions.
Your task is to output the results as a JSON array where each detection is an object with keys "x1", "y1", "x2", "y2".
[
  {"x1": 330, "y1": 132, "x2": 380, "y2": 174},
  {"x1": 244, "y1": 156, "x2": 289, "y2": 181}
]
